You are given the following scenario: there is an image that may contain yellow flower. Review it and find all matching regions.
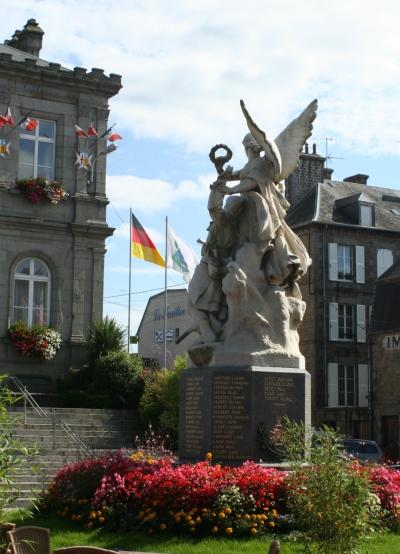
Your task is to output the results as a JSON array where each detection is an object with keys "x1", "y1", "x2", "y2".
[
  {"x1": 317, "y1": 512, "x2": 323, "y2": 519},
  {"x1": 211, "y1": 526, "x2": 219, "y2": 534},
  {"x1": 224, "y1": 507, "x2": 232, "y2": 515},
  {"x1": 160, "y1": 523, "x2": 167, "y2": 530},
  {"x1": 76, "y1": 515, "x2": 82, "y2": 521},
  {"x1": 225, "y1": 527, "x2": 233, "y2": 535},
  {"x1": 98, "y1": 517, "x2": 105, "y2": 524},
  {"x1": 174, "y1": 516, "x2": 181, "y2": 523},
  {"x1": 96, "y1": 511, "x2": 102, "y2": 517},
  {"x1": 205, "y1": 452, "x2": 213, "y2": 460},
  {"x1": 250, "y1": 527, "x2": 257, "y2": 535},
  {"x1": 87, "y1": 522, "x2": 93, "y2": 529},
  {"x1": 268, "y1": 521, "x2": 275, "y2": 528},
  {"x1": 219, "y1": 512, "x2": 226, "y2": 519},
  {"x1": 271, "y1": 509, "x2": 278, "y2": 518},
  {"x1": 89, "y1": 511, "x2": 97, "y2": 520}
]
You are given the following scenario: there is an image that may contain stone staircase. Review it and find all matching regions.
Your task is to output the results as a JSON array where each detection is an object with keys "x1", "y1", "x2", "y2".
[{"x1": 7, "y1": 407, "x2": 139, "y2": 507}]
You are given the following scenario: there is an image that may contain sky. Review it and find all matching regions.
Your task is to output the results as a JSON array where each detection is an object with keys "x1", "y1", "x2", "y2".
[{"x1": 5, "y1": 0, "x2": 400, "y2": 347}]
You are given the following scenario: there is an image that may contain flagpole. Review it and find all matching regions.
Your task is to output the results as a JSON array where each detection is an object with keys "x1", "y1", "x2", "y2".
[
  {"x1": 128, "y1": 208, "x2": 132, "y2": 353},
  {"x1": 164, "y1": 216, "x2": 168, "y2": 369}
]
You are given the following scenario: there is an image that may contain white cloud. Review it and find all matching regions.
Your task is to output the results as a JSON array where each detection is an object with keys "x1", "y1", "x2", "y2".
[
  {"x1": 7, "y1": 1, "x2": 400, "y2": 155},
  {"x1": 107, "y1": 173, "x2": 212, "y2": 212}
]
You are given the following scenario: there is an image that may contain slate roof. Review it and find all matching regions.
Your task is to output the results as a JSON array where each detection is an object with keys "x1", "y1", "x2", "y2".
[
  {"x1": 370, "y1": 261, "x2": 400, "y2": 333},
  {"x1": 286, "y1": 180, "x2": 400, "y2": 232}
]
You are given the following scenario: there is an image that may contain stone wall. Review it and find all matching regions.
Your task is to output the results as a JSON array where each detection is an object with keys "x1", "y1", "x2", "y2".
[{"x1": 0, "y1": 41, "x2": 121, "y2": 390}]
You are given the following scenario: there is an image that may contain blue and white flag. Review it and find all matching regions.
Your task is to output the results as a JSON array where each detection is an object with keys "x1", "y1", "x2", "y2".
[{"x1": 166, "y1": 224, "x2": 199, "y2": 284}]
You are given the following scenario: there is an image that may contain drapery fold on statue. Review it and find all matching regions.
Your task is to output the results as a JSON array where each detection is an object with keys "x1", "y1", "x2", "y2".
[{"x1": 130, "y1": 213, "x2": 165, "y2": 267}]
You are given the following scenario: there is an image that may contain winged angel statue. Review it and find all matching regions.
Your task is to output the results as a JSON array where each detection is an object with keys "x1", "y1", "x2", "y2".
[{"x1": 185, "y1": 99, "x2": 318, "y2": 368}]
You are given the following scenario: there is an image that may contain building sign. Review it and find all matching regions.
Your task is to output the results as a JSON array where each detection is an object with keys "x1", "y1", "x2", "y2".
[
  {"x1": 383, "y1": 335, "x2": 400, "y2": 350},
  {"x1": 154, "y1": 329, "x2": 176, "y2": 343},
  {"x1": 153, "y1": 306, "x2": 185, "y2": 321}
]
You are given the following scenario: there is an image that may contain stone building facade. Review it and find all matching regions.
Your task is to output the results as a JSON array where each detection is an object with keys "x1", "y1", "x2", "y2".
[
  {"x1": 286, "y1": 147, "x2": 400, "y2": 437},
  {"x1": 370, "y1": 263, "x2": 400, "y2": 460},
  {"x1": 0, "y1": 20, "x2": 121, "y2": 390},
  {"x1": 137, "y1": 289, "x2": 195, "y2": 369}
]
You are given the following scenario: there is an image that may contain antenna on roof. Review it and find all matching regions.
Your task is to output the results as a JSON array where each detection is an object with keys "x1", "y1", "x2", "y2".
[{"x1": 314, "y1": 138, "x2": 344, "y2": 168}]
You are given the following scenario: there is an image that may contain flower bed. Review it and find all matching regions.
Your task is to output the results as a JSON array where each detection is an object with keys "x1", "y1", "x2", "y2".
[
  {"x1": 16, "y1": 177, "x2": 68, "y2": 204},
  {"x1": 40, "y1": 452, "x2": 286, "y2": 537},
  {"x1": 39, "y1": 450, "x2": 400, "y2": 538},
  {"x1": 8, "y1": 322, "x2": 62, "y2": 360}
]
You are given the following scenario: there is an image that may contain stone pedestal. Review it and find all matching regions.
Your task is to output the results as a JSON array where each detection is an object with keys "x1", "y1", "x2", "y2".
[{"x1": 179, "y1": 365, "x2": 310, "y2": 464}]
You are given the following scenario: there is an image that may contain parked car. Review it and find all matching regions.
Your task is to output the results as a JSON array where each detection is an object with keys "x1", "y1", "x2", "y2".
[{"x1": 341, "y1": 439, "x2": 383, "y2": 464}]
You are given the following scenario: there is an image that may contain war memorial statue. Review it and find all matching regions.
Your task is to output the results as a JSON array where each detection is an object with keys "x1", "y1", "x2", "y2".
[{"x1": 179, "y1": 100, "x2": 317, "y2": 463}]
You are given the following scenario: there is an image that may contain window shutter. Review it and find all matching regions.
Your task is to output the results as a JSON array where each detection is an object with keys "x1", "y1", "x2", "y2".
[
  {"x1": 377, "y1": 249, "x2": 393, "y2": 277},
  {"x1": 356, "y1": 304, "x2": 366, "y2": 343},
  {"x1": 355, "y1": 245, "x2": 365, "y2": 283},
  {"x1": 329, "y1": 303, "x2": 338, "y2": 341},
  {"x1": 327, "y1": 363, "x2": 338, "y2": 407},
  {"x1": 328, "y1": 243, "x2": 338, "y2": 281},
  {"x1": 358, "y1": 364, "x2": 369, "y2": 407}
]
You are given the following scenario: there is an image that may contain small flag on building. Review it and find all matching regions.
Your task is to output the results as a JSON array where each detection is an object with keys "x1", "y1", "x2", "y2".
[
  {"x1": 131, "y1": 213, "x2": 165, "y2": 267},
  {"x1": 4, "y1": 107, "x2": 13, "y2": 127},
  {"x1": 20, "y1": 117, "x2": 38, "y2": 132},
  {"x1": 87, "y1": 123, "x2": 98, "y2": 137},
  {"x1": 166, "y1": 224, "x2": 199, "y2": 283},
  {"x1": 74, "y1": 125, "x2": 88, "y2": 137},
  {"x1": 106, "y1": 131, "x2": 122, "y2": 142}
]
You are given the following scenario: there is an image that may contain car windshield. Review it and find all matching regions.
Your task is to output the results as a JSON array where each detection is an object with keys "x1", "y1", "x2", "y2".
[{"x1": 343, "y1": 441, "x2": 378, "y2": 455}]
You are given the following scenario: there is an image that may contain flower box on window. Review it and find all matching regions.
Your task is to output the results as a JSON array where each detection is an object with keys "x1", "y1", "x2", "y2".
[
  {"x1": 16, "y1": 177, "x2": 68, "y2": 204},
  {"x1": 8, "y1": 322, "x2": 62, "y2": 360}
]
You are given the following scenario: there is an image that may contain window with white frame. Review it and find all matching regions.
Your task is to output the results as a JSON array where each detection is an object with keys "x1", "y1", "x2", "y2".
[
  {"x1": 12, "y1": 258, "x2": 51, "y2": 326},
  {"x1": 327, "y1": 363, "x2": 368, "y2": 408},
  {"x1": 18, "y1": 119, "x2": 55, "y2": 180},
  {"x1": 360, "y1": 204, "x2": 374, "y2": 226},
  {"x1": 329, "y1": 303, "x2": 366, "y2": 342},
  {"x1": 377, "y1": 248, "x2": 393, "y2": 277},
  {"x1": 338, "y1": 304, "x2": 355, "y2": 340},
  {"x1": 328, "y1": 243, "x2": 365, "y2": 283},
  {"x1": 337, "y1": 244, "x2": 354, "y2": 280}
]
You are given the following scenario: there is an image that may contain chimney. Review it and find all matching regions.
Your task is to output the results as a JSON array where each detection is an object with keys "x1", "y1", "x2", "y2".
[
  {"x1": 16, "y1": 19, "x2": 44, "y2": 57},
  {"x1": 323, "y1": 167, "x2": 334, "y2": 180},
  {"x1": 343, "y1": 174, "x2": 369, "y2": 185},
  {"x1": 285, "y1": 143, "x2": 326, "y2": 207}
]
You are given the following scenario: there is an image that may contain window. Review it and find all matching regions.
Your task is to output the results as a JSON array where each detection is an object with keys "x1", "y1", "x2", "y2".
[
  {"x1": 377, "y1": 248, "x2": 393, "y2": 277},
  {"x1": 328, "y1": 243, "x2": 365, "y2": 283},
  {"x1": 338, "y1": 364, "x2": 355, "y2": 406},
  {"x1": 338, "y1": 304, "x2": 354, "y2": 340},
  {"x1": 327, "y1": 363, "x2": 368, "y2": 408},
  {"x1": 12, "y1": 258, "x2": 51, "y2": 325},
  {"x1": 337, "y1": 245, "x2": 354, "y2": 280},
  {"x1": 329, "y1": 303, "x2": 366, "y2": 342},
  {"x1": 18, "y1": 119, "x2": 55, "y2": 180},
  {"x1": 360, "y1": 204, "x2": 374, "y2": 226}
]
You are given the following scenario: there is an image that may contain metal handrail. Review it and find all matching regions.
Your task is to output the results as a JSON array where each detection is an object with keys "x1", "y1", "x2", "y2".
[{"x1": 7, "y1": 376, "x2": 91, "y2": 458}]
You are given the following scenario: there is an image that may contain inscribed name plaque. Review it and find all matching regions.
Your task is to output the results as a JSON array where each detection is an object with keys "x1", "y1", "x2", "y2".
[
  {"x1": 212, "y1": 373, "x2": 251, "y2": 460},
  {"x1": 179, "y1": 366, "x2": 311, "y2": 464}
]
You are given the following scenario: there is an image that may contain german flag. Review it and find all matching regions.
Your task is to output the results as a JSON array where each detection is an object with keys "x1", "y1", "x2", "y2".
[{"x1": 131, "y1": 213, "x2": 165, "y2": 267}]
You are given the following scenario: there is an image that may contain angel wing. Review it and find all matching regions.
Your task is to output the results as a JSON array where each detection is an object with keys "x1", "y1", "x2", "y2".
[
  {"x1": 240, "y1": 100, "x2": 282, "y2": 177},
  {"x1": 240, "y1": 99, "x2": 318, "y2": 182},
  {"x1": 274, "y1": 99, "x2": 318, "y2": 181}
]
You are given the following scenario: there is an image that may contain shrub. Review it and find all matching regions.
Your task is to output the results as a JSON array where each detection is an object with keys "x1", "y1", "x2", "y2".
[
  {"x1": 139, "y1": 354, "x2": 187, "y2": 445},
  {"x1": 93, "y1": 351, "x2": 144, "y2": 408},
  {"x1": 279, "y1": 419, "x2": 382, "y2": 553},
  {"x1": 87, "y1": 317, "x2": 126, "y2": 367},
  {"x1": 0, "y1": 375, "x2": 38, "y2": 515}
]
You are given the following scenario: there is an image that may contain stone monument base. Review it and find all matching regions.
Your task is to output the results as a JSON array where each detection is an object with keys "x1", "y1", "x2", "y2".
[{"x1": 179, "y1": 365, "x2": 311, "y2": 464}]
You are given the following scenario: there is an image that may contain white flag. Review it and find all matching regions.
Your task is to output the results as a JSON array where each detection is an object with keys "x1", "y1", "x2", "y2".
[{"x1": 166, "y1": 224, "x2": 199, "y2": 283}]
